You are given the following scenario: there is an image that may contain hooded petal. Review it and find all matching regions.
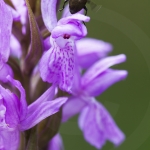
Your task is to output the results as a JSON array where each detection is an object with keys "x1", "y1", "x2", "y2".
[
  {"x1": 52, "y1": 23, "x2": 84, "y2": 39},
  {"x1": 78, "y1": 99, "x2": 125, "y2": 149},
  {"x1": 0, "y1": 129, "x2": 20, "y2": 150},
  {"x1": 0, "y1": 0, "x2": 12, "y2": 63},
  {"x1": 41, "y1": 0, "x2": 57, "y2": 32},
  {"x1": 76, "y1": 38, "x2": 113, "y2": 68},
  {"x1": 20, "y1": 97, "x2": 67, "y2": 130},
  {"x1": 84, "y1": 69, "x2": 128, "y2": 97},
  {"x1": 62, "y1": 97, "x2": 86, "y2": 122},
  {"x1": 7, "y1": 75, "x2": 27, "y2": 121},
  {"x1": 57, "y1": 14, "x2": 90, "y2": 25},
  {"x1": 39, "y1": 37, "x2": 75, "y2": 92},
  {"x1": 48, "y1": 134, "x2": 64, "y2": 150},
  {"x1": 82, "y1": 54, "x2": 126, "y2": 86}
]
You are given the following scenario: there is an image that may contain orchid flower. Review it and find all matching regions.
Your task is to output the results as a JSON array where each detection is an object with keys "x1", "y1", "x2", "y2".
[
  {"x1": 62, "y1": 54, "x2": 128, "y2": 149},
  {"x1": 0, "y1": 76, "x2": 67, "y2": 150},
  {"x1": 39, "y1": 0, "x2": 90, "y2": 92}
]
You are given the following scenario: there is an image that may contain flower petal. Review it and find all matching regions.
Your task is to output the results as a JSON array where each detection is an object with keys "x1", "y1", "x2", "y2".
[
  {"x1": 20, "y1": 97, "x2": 67, "y2": 130},
  {"x1": 78, "y1": 99, "x2": 125, "y2": 149},
  {"x1": 0, "y1": 85, "x2": 20, "y2": 127},
  {"x1": 0, "y1": 64, "x2": 13, "y2": 83},
  {"x1": 0, "y1": 0, "x2": 12, "y2": 63},
  {"x1": 84, "y1": 69, "x2": 128, "y2": 97},
  {"x1": 57, "y1": 14, "x2": 90, "y2": 26},
  {"x1": 76, "y1": 38, "x2": 113, "y2": 68},
  {"x1": 7, "y1": 75, "x2": 27, "y2": 121},
  {"x1": 27, "y1": 85, "x2": 55, "y2": 115},
  {"x1": 0, "y1": 129, "x2": 20, "y2": 150},
  {"x1": 82, "y1": 54, "x2": 126, "y2": 86},
  {"x1": 48, "y1": 134, "x2": 64, "y2": 150},
  {"x1": 39, "y1": 38, "x2": 75, "y2": 92},
  {"x1": 41, "y1": 0, "x2": 57, "y2": 32},
  {"x1": 62, "y1": 97, "x2": 86, "y2": 122}
]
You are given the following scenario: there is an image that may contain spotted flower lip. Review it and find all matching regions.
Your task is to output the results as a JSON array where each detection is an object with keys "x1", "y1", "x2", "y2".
[
  {"x1": 62, "y1": 54, "x2": 128, "y2": 149},
  {"x1": 40, "y1": 0, "x2": 90, "y2": 92},
  {"x1": 0, "y1": 75, "x2": 67, "y2": 150}
]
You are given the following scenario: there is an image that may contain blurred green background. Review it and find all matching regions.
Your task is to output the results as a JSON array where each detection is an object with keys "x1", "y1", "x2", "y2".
[{"x1": 59, "y1": 0, "x2": 150, "y2": 149}]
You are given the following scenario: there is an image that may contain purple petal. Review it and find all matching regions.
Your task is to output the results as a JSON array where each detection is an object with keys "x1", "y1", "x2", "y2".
[
  {"x1": 0, "y1": 64, "x2": 13, "y2": 83},
  {"x1": 82, "y1": 54, "x2": 126, "y2": 86},
  {"x1": 0, "y1": 0, "x2": 12, "y2": 63},
  {"x1": 84, "y1": 69, "x2": 128, "y2": 97},
  {"x1": 0, "y1": 129, "x2": 20, "y2": 150},
  {"x1": 7, "y1": 75, "x2": 27, "y2": 121},
  {"x1": 41, "y1": 0, "x2": 57, "y2": 32},
  {"x1": 78, "y1": 99, "x2": 125, "y2": 149},
  {"x1": 20, "y1": 97, "x2": 67, "y2": 130},
  {"x1": 57, "y1": 14, "x2": 90, "y2": 26},
  {"x1": 27, "y1": 85, "x2": 55, "y2": 115},
  {"x1": 76, "y1": 38, "x2": 113, "y2": 68},
  {"x1": 0, "y1": 86, "x2": 20, "y2": 127},
  {"x1": 10, "y1": 35, "x2": 22, "y2": 58},
  {"x1": 48, "y1": 134, "x2": 64, "y2": 150},
  {"x1": 62, "y1": 97, "x2": 86, "y2": 122},
  {"x1": 39, "y1": 37, "x2": 75, "y2": 92}
]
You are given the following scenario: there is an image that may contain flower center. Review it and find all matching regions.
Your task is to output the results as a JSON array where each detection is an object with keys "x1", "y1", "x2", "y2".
[{"x1": 63, "y1": 34, "x2": 70, "y2": 39}]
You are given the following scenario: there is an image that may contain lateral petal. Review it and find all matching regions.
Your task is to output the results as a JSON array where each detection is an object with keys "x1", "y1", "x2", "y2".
[
  {"x1": 20, "y1": 97, "x2": 67, "y2": 130},
  {"x1": 82, "y1": 54, "x2": 126, "y2": 86},
  {"x1": 84, "y1": 69, "x2": 128, "y2": 97},
  {"x1": 41, "y1": 0, "x2": 57, "y2": 32},
  {"x1": 76, "y1": 38, "x2": 112, "y2": 68}
]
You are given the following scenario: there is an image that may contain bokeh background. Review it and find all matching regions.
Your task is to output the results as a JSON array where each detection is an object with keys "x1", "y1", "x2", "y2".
[{"x1": 58, "y1": 0, "x2": 150, "y2": 149}]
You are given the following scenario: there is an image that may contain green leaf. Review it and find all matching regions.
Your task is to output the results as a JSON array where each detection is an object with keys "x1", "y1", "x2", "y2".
[
  {"x1": 37, "y1": 110, "x2": 62, "y2": 149},
  {"x1": 23, "y1": 0, "x2": 43, "y2": 75}
]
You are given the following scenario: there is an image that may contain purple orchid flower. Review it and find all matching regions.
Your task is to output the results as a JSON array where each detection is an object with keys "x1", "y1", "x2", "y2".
[
  {"x1": 0, "y1": 76, "x2": 67, "y2": 150},
  {"x1": 62, "y1": 54, "x2": 128, "y2": 149},
  {"x1": 48, "y1": 134, "x2": 64, "y2": 150},
  {"x1": 0, "y1": 0, "x2": 13, "y2": 82},
  {"x1": 39, "y1": 0, "x2": 90, "y2": 92}
]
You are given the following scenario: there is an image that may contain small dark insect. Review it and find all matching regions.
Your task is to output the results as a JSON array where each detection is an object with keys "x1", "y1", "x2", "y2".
[{"x1": 59, "y1": 0, "x2": 88, "y2": 15}]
